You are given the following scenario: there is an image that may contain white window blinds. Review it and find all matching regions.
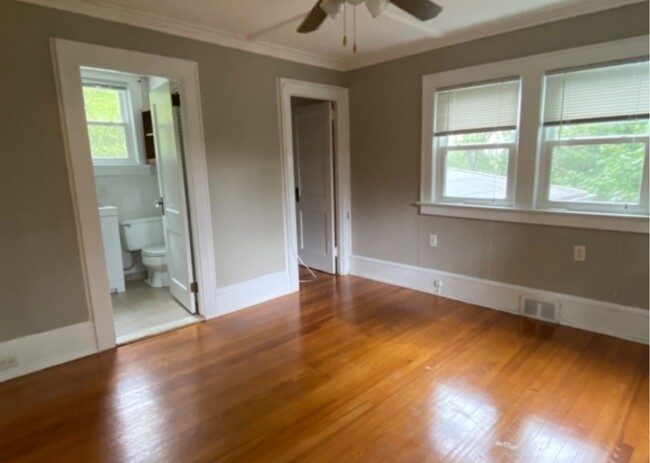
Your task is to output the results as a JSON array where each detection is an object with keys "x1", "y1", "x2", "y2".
[
  {"x1": 543, "y1": 60, "x2": 649, "y2": 126},
  {"x1": 434, "y1": 79, "x2": 521, "y2": 136}
]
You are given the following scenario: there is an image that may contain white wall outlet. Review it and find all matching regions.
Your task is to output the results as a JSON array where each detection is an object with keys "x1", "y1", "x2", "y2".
[
  {"x1": 574, "y1": 245, "x2": 586, "y2": 262},
  {"x1": 429, "y1": 234, "x2": 438, "y2": 247},
  {"x1": 0, "y1": 355, "x2": 18, "y2": 371}
]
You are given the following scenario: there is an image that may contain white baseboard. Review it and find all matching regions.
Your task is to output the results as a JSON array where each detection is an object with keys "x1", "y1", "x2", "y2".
[
  {"x1": 0, "y1": 322, "x2": 97, "y2": 383},
  {"x1": 350, "y1": 255, "x2": 649, "y2": 344},
  {"x1": 215, "y1": 270, "x2": 293, "y2": 317}
]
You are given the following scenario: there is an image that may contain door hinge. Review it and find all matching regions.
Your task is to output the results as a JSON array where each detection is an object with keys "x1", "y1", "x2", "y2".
[
  {"x1": 171, "y1": 92, "x2": 181, "y2": 108},
  {"x1": 190, "y1": 281, "x2": 198, "y2": 293},
  {"x1": 333, "y1": 247, "x2": 338, "y2": 257}
]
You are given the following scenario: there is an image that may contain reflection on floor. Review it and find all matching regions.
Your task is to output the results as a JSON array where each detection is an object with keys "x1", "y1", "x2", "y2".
[{"x1": 111, "y1": 279, "x2": 201, "y2": 344}]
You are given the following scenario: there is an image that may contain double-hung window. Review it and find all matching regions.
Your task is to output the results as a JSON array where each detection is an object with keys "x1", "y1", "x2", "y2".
[
  {"x1": 433, "y1": 79, "x2": 521, "y2": 206},
  {"x1": 82, "y1": 79, "x2": 140, "y2": 166},
  {"x1": 421, "y1": 38, "x2": 649, "y2": 231},
  {"x1": 539, "y1": 60, "x2": 649, "y2": 214}
]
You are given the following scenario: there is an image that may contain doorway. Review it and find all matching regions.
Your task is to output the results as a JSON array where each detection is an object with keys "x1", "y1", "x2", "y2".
[
  {"x1": 291, "y1": 98, "x2": 337, "y2": 275},
  {"x1": 83, "y1": 67, "x2": 201, "y2": 344},
  {"x1": 278, "y1": 79, "x2": 352, "y2": 291},
  {"x1": 52, "y1": 39, "x2": 217, "y2": 351}
]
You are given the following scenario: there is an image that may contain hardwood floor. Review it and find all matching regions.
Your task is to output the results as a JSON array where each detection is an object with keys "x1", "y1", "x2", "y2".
[{"x1": 0, "y1": 272, "x2": 647, "y2": 462}]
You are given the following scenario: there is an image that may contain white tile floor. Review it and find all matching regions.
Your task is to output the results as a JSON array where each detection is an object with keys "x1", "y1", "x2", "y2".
[{"x1": 111, "y1": 279, "x2": 201, "y2": 344}]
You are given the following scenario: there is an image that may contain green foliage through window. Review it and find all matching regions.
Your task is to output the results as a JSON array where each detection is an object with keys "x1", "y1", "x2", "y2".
[
  {"x1": 83, "y1": 86, "x2": 124, "y2": 122},
  {"x1": 82, "y1": 84, "x2": 131, "y2": 160},
  {"x1": 446, "y1": 149, "x2": 509, "y2": 177},
  {"x1": 87, "y1": 125, "x2": 128, "y2": 159},
  {"x1": 548, "y1": 120, "x2": 648, "y2": 204}
]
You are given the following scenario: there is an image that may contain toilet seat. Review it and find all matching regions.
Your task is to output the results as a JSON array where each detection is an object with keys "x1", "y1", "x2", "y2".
[{"x1": 142, "y1": 245, "x2": 166, "y2": 257}]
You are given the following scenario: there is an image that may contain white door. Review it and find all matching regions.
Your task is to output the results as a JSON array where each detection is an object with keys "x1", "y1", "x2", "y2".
[
  {"x1": 150, "y1": 79, "x2": 197, "y2": 313},
  {"x1": 292, "y1": 102, "x2": 336, "y2": 274}
]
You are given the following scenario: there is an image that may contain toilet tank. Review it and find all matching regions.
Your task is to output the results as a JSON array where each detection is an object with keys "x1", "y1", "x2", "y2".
[{"x1": 121, "y1": 217, "x2": 164, "y2": 251}]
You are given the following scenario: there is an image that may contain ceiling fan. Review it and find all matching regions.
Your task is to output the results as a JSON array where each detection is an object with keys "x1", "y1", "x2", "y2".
[{"x1": 297, "y1": 0, "x2": 443, "y2": 33}]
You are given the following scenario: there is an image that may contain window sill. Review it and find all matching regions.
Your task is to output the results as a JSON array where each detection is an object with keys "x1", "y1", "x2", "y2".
[
  {"x1": 418, "y1": 202, "x2": 649, "y2": 233},
  {"x1": 93, "y1": 165, "x2": 154, "y2": 176}
]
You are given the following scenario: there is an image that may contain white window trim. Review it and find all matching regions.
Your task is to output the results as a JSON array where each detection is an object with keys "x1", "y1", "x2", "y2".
[
  {"x1": 81, "y1": 69, "x2": 149, "y2": 174},
  {"x1": 421, "y1": 36, "x2": 650, "y2": 233}
]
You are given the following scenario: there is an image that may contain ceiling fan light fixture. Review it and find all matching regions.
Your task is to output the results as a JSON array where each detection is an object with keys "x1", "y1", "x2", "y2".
[
  {"x1": 320, "y1": 0, "x2": 344, "y2": 19},
  {"x1": 364, "y1": 0, "x2": 391, "y2": 17}
]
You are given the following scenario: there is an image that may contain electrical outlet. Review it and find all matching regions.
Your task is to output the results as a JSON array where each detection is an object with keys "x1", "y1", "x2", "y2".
[
  {"x1": 429, "y1": 234, "x2": 438, "y2": 247},
  {"x1": 574, "y1": 245, "x2": 586, "y2": 262},
  {"x1": 0, "y1": 355, "x2": 18, "y2": 371}
]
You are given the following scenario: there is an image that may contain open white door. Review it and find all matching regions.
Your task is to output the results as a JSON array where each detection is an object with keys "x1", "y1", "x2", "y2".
[
  {"x1": 292, "y1": 102, "x2": 336, "y2": 274},
  {"x1": 150, "y1": 79, "x2": 197, "y2": 313}
]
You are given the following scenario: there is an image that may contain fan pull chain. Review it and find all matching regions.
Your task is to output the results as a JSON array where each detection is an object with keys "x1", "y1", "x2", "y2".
[
  {"x1": 342, "y1": 2, "x2": 347, "y2": 46},
  {"x1": 353, "y1": 3, "x2": 357, "y2": 53}
]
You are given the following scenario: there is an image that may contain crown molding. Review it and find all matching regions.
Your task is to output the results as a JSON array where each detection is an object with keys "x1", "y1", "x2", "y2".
[
  {"x1": 14, "y1": 0, "x2": 347, "y2": 71},
  {"x1": 14, "y1": 0, "x2": 645, "y2": 72},
  {"x1": 343, "y1": 0, "x2": 645, "y2": 70}
]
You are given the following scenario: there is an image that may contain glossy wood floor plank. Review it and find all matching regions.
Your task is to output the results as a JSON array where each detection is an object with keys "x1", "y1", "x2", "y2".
[{"x1": 0, "y1": 272, "x2": 647, "y2": 462}]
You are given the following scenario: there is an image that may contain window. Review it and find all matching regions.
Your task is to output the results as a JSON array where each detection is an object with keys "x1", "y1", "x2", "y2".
[
  {"x1": 433, "y1": 79, "x2": 521, "y2": 205},
  {"x1": 420, "y1": 37, "x2": 649, "y2": 232},
  {"x1": 539, "y1": 61, "x2": 649, "y2": 213},
  {"x1": 82, "y1": 79, "x2": 140, "y2": 166}
]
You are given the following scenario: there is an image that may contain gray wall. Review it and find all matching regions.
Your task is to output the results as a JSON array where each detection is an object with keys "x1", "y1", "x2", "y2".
[
  {"x1": 0, "y1": 0, "x2": 345, "y2": 342},
  {"x1": 0, "y1": 1, "x2": 648, "y2": 345},
  {"x1": 347, "y1": 2, "x2": 650, "y2": 309}
]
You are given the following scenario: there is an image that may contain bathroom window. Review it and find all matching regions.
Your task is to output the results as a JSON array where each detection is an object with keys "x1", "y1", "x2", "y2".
[{"x1": 82, "y1": 78, "x2": 141, "y2": 166}]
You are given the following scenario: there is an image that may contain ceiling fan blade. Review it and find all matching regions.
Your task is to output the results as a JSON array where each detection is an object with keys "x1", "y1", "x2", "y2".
[
  {"x1": 297, "y1": 1, "x2": 328, "y2": 33},
  {"x1": 390, "y1": 0, "x2": 442, "y2": 21}
]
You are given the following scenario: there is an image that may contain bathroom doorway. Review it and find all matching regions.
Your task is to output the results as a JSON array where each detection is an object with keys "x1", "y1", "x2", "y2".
[
  {"x1": 53, "y1": 40, "x2": 217, "y2": 352},
  {"x1": 85, "y1": 68, "x2": 201, "y2": 344}
]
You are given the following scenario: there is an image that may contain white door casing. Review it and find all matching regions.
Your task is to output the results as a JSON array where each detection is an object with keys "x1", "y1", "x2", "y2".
[
  {"x1": 150, "y1": 79, "x2": 197, "y2": 313},
  {"x1": 51, "y1": 39, "x2": 217, "y2": 351},
  {"x1": 292, "y1": 102, "x2": 336, "y2": 273},
  {"x1": 278, "y1": 79, "x2": 352, "y2": 291}
]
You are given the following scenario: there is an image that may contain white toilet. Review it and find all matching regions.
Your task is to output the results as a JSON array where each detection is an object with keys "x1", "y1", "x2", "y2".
[{"x1": 121, "y1": 217, "x2": 169, "y2": 288}]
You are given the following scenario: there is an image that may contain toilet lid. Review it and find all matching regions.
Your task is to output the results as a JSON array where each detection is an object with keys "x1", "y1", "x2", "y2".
[{"x1": 142, "y1": 245, "x2": 166, "y2": 257}]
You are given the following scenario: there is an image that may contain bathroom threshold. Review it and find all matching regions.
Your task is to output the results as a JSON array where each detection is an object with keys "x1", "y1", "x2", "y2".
[{"x1": 112, "y1": 279, "x2": 203, "y2": 345}]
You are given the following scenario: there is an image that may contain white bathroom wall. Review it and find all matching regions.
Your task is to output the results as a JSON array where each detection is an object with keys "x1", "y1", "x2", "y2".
[{"x1": 95, "y1": 172, "x2": 162, "y2": 275}]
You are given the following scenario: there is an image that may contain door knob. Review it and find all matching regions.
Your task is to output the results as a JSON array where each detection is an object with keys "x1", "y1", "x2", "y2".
[{"x1": 155, "y1": 198, "x2": 164, "y2": 215}]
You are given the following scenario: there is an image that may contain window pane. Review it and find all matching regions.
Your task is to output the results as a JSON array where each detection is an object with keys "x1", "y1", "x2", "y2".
[
  {"x1": 87, "y1": 125, "x2": 128, "y2": 159},
  {"x1": 83, "y1": 86, "x2": 124, "y2": 122},
  {"x1": 447, "y1": 130, "x2": 515, "y2": 146},
  {"x1": 444, "y1": 148, "x2": 510, "y2": 199},
  {"x1": 549, "y1": 142, "x2": 645, "y2": 203},
  {"x1": 552, "y1": 120, "x2": 649, "y2": 139}
]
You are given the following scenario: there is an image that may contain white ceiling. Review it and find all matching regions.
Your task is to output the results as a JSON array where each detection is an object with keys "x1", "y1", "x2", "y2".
[{"x1": 19, "y1": 0, "x2": 641, "y2": 69}]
